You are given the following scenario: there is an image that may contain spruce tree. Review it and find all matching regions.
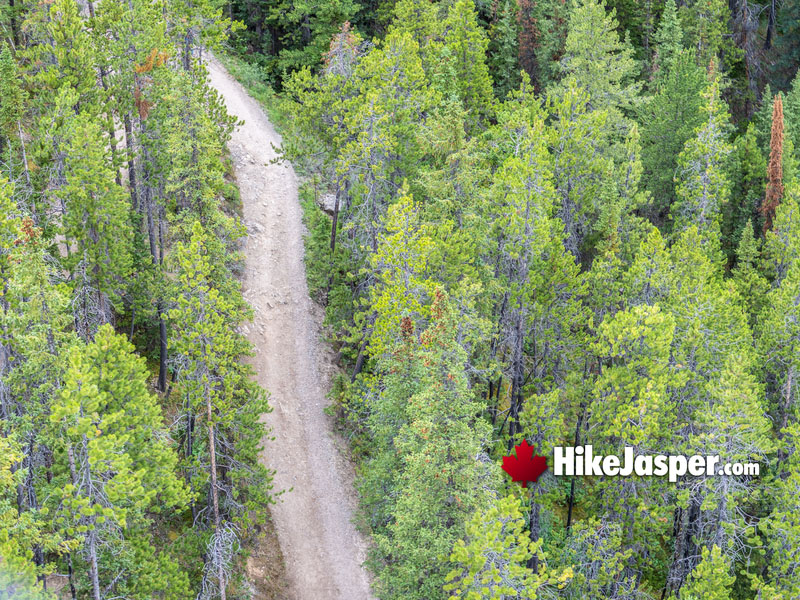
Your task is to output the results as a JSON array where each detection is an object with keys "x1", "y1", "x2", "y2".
[
  {"x1": 434, "y1": 0, "x2": 494, "y2": 124},
  {"x1": 487, "y1": 0, "x2": 521, "y2": 100},
  {"x1": 727, "y1": 124, "x2": 766, "y2": 257},
  {"x1": 639, "y1": 49, "x2": 706, "y2": 221},
  {"x1": 651, "y1": 0, "x2": 682, "y2": 78}
]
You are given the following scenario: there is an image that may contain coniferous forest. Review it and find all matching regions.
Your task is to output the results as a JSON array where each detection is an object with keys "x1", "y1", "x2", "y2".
[{"x1": 3, "y1": 0, "x2": 800, "y2": 598}]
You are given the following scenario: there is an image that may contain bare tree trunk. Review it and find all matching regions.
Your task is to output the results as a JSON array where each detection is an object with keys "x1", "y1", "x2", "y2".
[
  {"x1": 9, "y1": 0, "x2": 18, "y2": 46},
  {"x1": 185, "y1": 402, "x2": 197, "y2": 522},
  {"x1": 326, "y1": 186, "x2": 341, "y2": 302},
  {"x1": 205, "y1": 388, "x2": 226, "y2": 600},
  {"x1": 88, "y1": 530, "x2": 102, "y2": 600},
  {"x1": 141, "y1": 153, "x2": 168, "y2": 391},
  {"x1": 566, "y1": 402, "x2": 584, "y2": 530},
  {"x1": 765, "y1": 0, "x2": 776, "y2": 50},
  {"x1": 67, "y1": 553, "x2": 78, "y2": 600},
  {"x1": 781, "y1": 366, "x2": 794, "y2": 431},
  {"x1": 527, "y1": 490, "x2": 541, "y2": 571},
  {"x1": 507, "y1": 309, "x2": 525, "y2": 452},
  {"x1": 123, "y1": 113, "x2": 139, "y2": 213}
]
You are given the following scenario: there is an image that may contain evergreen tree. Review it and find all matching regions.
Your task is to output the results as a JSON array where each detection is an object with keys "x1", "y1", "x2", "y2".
[
  {"x1": 516, "y1": 0, "x2": 568, "y2": 91},
  {"x1": 679, "y1": 0, "x2": 736, "y2": 71},
  {"x1": 50, "y1": 325, "x2": 189, "y2": 600},
  {"x1": 375, "y1": 289, "x2": 491, "y2": 600},
  {"x1": 762, "y1": 93, "x2": 785, "y2": 232},
  {"x1": 0, "y1": 43, "x2": 25, "y2": 162},
  {"x1": 445, "y1": 494, "x2": 571, "y2": 599},
  {"x1": 0, "y1": 436, "x2": 54, "y2": 600},
  {"x1": 651, "y1": 0, "x2": 682, "y2": 78},
  {"x1": 487, "y1": 0, "x2": 521, "y2": 100},
  {"x1": 434, "y1": 0, "x2": 494, "y2": 124},
  {"x1": 555, "y1": 0, "x2": 641, "y2": 138},
  {"x1": 758, "y1": 425, "x2": 800, "y2": 599},
  {"x1": 169, "y1": 221, "x2": 272, "y2": 599},
  {"x1": 759, "y1": 259, "x2": 800, "y2": 430},
  {"x1": 639, "y1": 49, "x2": 706, "y2": 222},
  {"x1": 727, "y1": 124, "x2": 766, "y2": 256},
  {"x1": 731, "y1": 220, "x2": 768, "y2": 327},
  {"x1": 671, "y1": 69, "x2": 732, "y2": 244},
  {"x1": 265, "y1": 0, "x2": 362, "y2": 81},
  {"x1": 59, "y1": 105, "x2": 133, "y2": 339},
  {"x1": 678, "y1": 545, "x2": 734, "y2": 600}
]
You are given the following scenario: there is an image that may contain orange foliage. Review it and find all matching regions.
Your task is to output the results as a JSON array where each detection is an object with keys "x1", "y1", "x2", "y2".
[
  {"x1": 762, "y1": 93, "x2": 784, "y2": 233},
  {"x1": 134, "y1": 47, "x2": 169, "y2": 74}
]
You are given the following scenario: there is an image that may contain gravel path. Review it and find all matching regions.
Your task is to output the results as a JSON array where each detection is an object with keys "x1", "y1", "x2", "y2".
[{"x1": 208, "y1": 57, "x2": 374, "y2": 600}]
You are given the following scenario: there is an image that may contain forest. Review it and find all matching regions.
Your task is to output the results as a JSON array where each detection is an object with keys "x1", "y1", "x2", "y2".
[
  {"x1": 0, "y1": 0, "x2": 273, "y2": 598},
  {"x1": 2, "y1": 0, "x2": 800, "y2": 598}
]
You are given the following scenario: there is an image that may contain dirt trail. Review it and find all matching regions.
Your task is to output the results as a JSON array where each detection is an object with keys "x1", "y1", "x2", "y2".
[{"x1": 207, "y1": 58, "x2": 374, "y2": 600}]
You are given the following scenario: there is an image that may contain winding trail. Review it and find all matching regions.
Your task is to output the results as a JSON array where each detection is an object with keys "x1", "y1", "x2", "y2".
[{"x1": 208, "y1": 58, "x2": 374, "y2": 600}]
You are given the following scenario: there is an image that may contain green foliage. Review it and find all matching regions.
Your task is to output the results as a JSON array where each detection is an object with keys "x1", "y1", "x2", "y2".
[
  {"x1": 671, "y1": 72, "x2": 733, "y2": 243},
  {"x1": 0, "y1": 43, "x2": 24, "y2": 151},
  {"x1": 651, "y1": 0, "x2": 682, "y2": 77},
  {"x1": 679, "y1": 545, "x2": 734, "y2": 600},
  {"x1": 555, "y1": 0, "x2": 641, "y2": 135},
  {"x1": 639, "y1": 49, "x2": 707, "y2": 220},
  {"x1": 10, "y1": 0, "x2": 800, "y2": 596},
  {"x1": 50, "y1": 325, "x2": 190, "y2": 594},
  {"x1": 372, "y1": 290, "x2": 492, "y2": 600},
  {"x1": 487, "y1": 0, "x2": 521, "y2": 100},
  {"x1": 445, "y1": 495, "x2": 572, "y2": 599},
  {"x1": 434, "y1": 0, "x2": 494, "y2": 123}
]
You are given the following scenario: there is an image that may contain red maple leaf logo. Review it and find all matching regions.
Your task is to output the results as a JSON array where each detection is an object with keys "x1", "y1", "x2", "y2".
[{"x1": 502, "y1": 440, "x2": 547, "y2": 488}]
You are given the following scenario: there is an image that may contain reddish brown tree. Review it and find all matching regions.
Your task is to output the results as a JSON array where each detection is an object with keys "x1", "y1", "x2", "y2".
[{"x1": 762, "y1": 93, "x2": 784, "y2": 232}]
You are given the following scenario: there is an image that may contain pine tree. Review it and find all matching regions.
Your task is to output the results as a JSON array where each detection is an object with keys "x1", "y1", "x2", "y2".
[
  {"x1": 759, "y1": 259, "x2": 800, "y2": 431},
  {"x1": 434, "y1": 0, "x2": 494, "y2": 124},
  {"x1": 726, "y1": 124, "x2": 766, "y2": 257},
  {"x1": 678, "y1": 545, "x2": 734, "y2": 600},
  {"x1": 762, "y1": 184, "x2": 800, "y2": 288},
  {"x1": 731, "y1": 220, "x2": 768, "y2": 327},
  {"x1": 50, "y1": 325, "x2": 189, "y2": 600},
  {"x1": 762, "y1": 93, "x2": 785, "y2": 232},
  {"x1": 546, "y1": 82, "x2": 611, "y2": 257},
  {"x1": 555, "y1": 0, "x2": 641, "y2": 136},
  {"x1": 516, "y1": 0, "x2": 568, "y2": 91},
  {"x1": 758, "y1": 426, "x2": 800, "y2": 599},
  {"x1": 364, "y1": 189, "x2": 436, "y2": 362},
  {"x1": 263, "y1": 0, "x2": 362, "y2": 80},
  {"x1": 59, "y1": 108, "x2": 133, "y2": 339},
  {"x1": 679, "y1": 0, "x2": 735, "y2": 71},
  {"x1": 0, "y1": 435, "x2": 54, "y2": 600},
  {"x1": 0, "y1": 43, "x2": 25, "y2": 161},
  {"x1": 590, "y1": 304, "x2": 679, "y2": 576},
  {"x1": 169, "y1": 221, "x2": 272, "y2": 599},
  {"x1": 375, "y1": 289, "x2": 491, "y2": 600},
  {"x1": 444, "y1": 494, "x2": 571, "y2": 599}
]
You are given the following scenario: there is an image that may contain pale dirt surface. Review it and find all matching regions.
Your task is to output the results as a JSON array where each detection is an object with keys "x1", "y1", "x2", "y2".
[{"x1": 207, "y1": 58, "x2": 375, "y2": 600}]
